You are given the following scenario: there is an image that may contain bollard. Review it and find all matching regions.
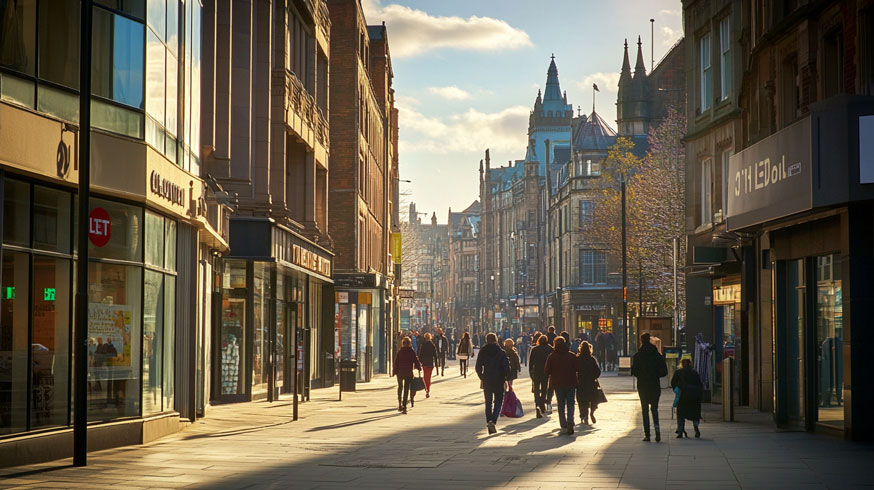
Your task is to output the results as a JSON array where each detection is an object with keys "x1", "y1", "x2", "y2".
[{"x1": 722, "y1": 356, "x2": 734, "y2": 421}]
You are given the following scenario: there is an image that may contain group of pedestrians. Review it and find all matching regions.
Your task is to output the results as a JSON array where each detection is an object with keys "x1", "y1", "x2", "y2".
[{"x1": 392, "y1": 328, "x2": 452, "y2": 412}]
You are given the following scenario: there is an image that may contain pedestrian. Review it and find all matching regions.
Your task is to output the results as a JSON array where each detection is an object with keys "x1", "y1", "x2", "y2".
[
  {"x1": 529, "y1": 333, "x2": 553, "y2": 418},
  {"x1": 417, "y1": 333, "x2": 439, "y2": 398},
  {"x1": 503, "y1": 338, "x2": 521, "y2": 388},
  {"x1": 544, "y1": 336, "x2": 578, "y2": 434},
  {"x1": 671, "y1": 358, "x2": 703, "y2": 438},
  {"x1": 411, "y1": 330, "x2": 419, "y2": 353},
  {"x1": 631, "y1": 333, "x2": 668, "y2": 442},
  {"x1": 434, "y1": 328, "x2": 449, "y2": 376},
  {"x1": 594, "y1": 330, "x2": 607, "y2": 371},
  {"x1": 475, "y1": 333, "x2": 511, "y2": 434},
  {"x1": 518, "y1": 335, "x2": 530, "y2": 366},
  {"x1": 545, "y1": 325, "x2": 557, "y2": 345},
  {"x1": 456, "y1": 332, "x2": 473, "y2": 377},
  {"x1": 576, "y1": 341, "x2": 601, "y2": 425},
  {"x1": 393, "y1": 336, "x2": 422, "y2": 414},
  {"x1": 560, "y1": 330, "x2": 571, "y2": 346}
]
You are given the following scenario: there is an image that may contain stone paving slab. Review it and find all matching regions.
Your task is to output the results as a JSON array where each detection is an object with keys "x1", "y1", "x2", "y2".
[{"x1": 1, "y1": 368, "x2": 874, "y2": 489}]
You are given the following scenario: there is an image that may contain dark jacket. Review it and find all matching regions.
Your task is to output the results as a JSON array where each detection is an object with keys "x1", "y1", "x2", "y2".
[
  {"x1": 631, "y1": 342, "x2": 667, "y2": 401},
  {"x1": 475, "y1": 343, "x2": 510, "y2": 390},
  {"x1": 417, "y1": 340, "x2": 438, "y2": 368},
  {"x1": 528, "y1": 343, "x2": 554, "y2": 379},
  {"x1": 544, "y1": 344, "x2": 578, "y2": 389},
  {"x1": 393, "y1": 346, "x2": 422, "y2": 378},
  {"x1": 546, "y1": 332, "x2": 557, "y2": 345},
  {"x1": 433, "y1": 334, "x2": 449, "y2": 356},
  {"x1": 576, "y1": 353, "x2": 602, "y2": 403},
  {"x1": 457, "y1": 337, "x2": 473, "y2": 356},
  {"x1": 671, "y1": 367, "x2": 703, "y2": 421},
  {"x1": 504, "y1": 346, "x2": 521, "y2": 380}
]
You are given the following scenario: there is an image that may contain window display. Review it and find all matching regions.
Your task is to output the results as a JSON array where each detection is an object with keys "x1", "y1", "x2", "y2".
[
  {"x1": 816, "y1": 254, "x2": 843, "y2": 428},
  {"x1": 0, "y1": 251, "x2": 30, "y2": 435},
  {"x1": 31, "y1": 257, "x2": 71, "y2": 429}
]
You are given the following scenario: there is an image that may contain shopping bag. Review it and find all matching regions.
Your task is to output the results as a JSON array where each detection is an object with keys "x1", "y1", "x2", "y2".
[
  {"x1": 411, "y1": 376, "x2": 425, "y2": 392},
  {"x1": 595, "y1": 380, "x2": 608, "y2": 404},
  {"x1": 514, "y1": 397, "x2": 524, "y2": 417},
  {"x1": 501, "y1": 389, "x2": 522, "y2": 418}
]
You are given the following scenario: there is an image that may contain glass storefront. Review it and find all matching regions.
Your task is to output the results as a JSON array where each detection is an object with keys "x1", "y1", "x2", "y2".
[
  {"x1": 0, "y1": 175, "x2": 179, "y2": 437},
  {"x1": 816, "y1": 254, "x2": 843, "y2": 429}
]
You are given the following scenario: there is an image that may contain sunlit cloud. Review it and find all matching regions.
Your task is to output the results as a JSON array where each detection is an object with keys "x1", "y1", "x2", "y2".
[
  {"x1": 398, "y1": 105, "x2": 530, "y2": 154},
  {"x1": 427, "y1": 85, "x2": 472, "y2": 100},
  {"x1": 661, "y1": 26, "x2": 682, "y2": 48},
  {"x1": 361, "y1": 0, "x2": 533, "y2": 58}
]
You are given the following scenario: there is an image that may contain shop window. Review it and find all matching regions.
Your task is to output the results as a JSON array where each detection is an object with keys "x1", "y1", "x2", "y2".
[
  {"x1": 816, "y1": 254, "x2": 843, "y2": 429},
  {"x1": 163, "y1": 275, "x2": 175, "y2": 410},
  {"x1": 3, "y1": 178, "x2": 30, "y2": 247},
  {"x1": 87, "y1": 262, "x2": 142, "y2": 421},
  {"x1": 142, "y1": 270, "x2": 164, "y2": 414},
  {"x1": 164, "y1": 219, "x2": 176, "y2": 271},
  {"x1": 30, "y1": 256, "x2": 71, "y2": 429},
  {"x1": 252, "y1": 263, "x2": 268, "y2": 393},
  {"x1": 89, "y1": 198, "x2": 143, "y2": 263},
  {"x1": 0, "y1": 251, "x2": 30, "y2": 435},
  {"x1": 145, "y1": 211, "x2": 165, "y2": 267},
  {"x1": 220, "y1": 261, "x2": 247, "y2": 396}
]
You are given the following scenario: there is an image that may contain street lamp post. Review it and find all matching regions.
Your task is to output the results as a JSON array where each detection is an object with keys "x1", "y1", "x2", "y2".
[{"x1": 621, "y1": 175, "x2": 628, "y2": 356}]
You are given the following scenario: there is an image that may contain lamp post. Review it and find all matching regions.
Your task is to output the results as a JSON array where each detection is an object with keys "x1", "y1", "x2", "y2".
[{"x1": 621, "y1": 174, "x2": 628, "y2": 356}]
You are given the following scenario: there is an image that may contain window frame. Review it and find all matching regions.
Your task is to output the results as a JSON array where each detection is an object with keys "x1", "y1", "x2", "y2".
[
  {"x1": 700, "y1": 158, "x2": 713, "y2": 226},
  {"x1": 700, "y1": 33, "x2": 712, "y2": 112},
  {"x1": 719, "y1": 16, "x2": 731, "y2": 101}
]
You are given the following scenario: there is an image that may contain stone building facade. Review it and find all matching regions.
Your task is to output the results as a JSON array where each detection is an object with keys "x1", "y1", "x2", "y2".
[{"x1": 447, "y1": 202, "x2": 481, "y2": 335}]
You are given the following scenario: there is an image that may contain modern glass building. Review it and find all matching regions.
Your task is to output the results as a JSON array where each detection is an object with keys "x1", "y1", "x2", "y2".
[{"x1": 0, "y1": 0, "x2": 230, "y2": 465}]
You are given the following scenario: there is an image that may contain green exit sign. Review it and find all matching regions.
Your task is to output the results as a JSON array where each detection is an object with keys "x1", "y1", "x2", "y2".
[
  {"x1": 44, "y1": 288, "x2": 56, "y2": 301},
  {"x1": 4, "y1": 287, "x2": 14, "y2": 299}
]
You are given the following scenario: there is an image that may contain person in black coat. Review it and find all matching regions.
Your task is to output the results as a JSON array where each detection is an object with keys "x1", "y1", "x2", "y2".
[
  {"x1": 475, "y1": 333, "x2": 511, "y2": 434},
  {"x1": 528, "y1": 334, "x2": 554, "y2": 418},
  {"x1": 576, "y1": 341, "x2": 602, "y2": 425},
  {"x1": 433, "y1": 328, "x2": 449, "y2": 376},
  {"x1": 503, "y1": 338, "x2": 521, "y2": 388},
  {"x1": 631, "y1": 333, "x2": 668, "y2": 442},
  {"x1": 671, "y1": 358, "x2": 703, "y2": 438}
]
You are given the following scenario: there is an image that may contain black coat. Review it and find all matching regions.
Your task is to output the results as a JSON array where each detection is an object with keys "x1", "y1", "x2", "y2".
[
  {"x1": 576, "y1": 354, "x2": 601, "y2": 403},
  {"x1": 671, "y1": 367, "x2": 703, "y2": 421},
  {"x1": 504, "y1": 346, "x2": 521, "y2": 380},
  {"x1": 631, "y1": 343, "x2": 667, "y2": 401},
  {"x1": 433, "y1": 334, "x2": 449, "y2": 356},
  {"x1": 417, "y1": 340, "x2": 439, "y2": 368},
  {"x1": 528, "y1": 344, "x2": 554, "y2": 379},
  {"x1": 475, "y1": 343, "x2": 510, "y2": 390}
]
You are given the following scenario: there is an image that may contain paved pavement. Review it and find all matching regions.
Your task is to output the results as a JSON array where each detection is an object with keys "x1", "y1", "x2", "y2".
[{"x1": 1, "y1": 364, "x2": 873, "y2": 489}]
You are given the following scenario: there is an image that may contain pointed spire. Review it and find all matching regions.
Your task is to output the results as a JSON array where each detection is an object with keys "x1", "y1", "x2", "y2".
[
  {"x1": 544, "y1": 55, "x2": 562, "y2": 101},
  {"x1": 634, "y1": 35, "x2": 647, "y2": 78},
  {"x1": 621, "y1": 39, "x2": 631, "y2": 75}
]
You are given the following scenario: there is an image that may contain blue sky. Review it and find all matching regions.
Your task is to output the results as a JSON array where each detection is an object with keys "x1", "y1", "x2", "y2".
[{"x1": 361, "y1": 0, "x2": 684, "y2": 222}]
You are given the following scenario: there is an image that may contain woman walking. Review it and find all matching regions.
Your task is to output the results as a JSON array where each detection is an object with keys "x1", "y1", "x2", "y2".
[
  {"x1": 671, "y1": 358, "x2": 703, "y2": 438},
  {"x1": 456, "y1": 332, "x2": 473, "y2": 377},
  {"x1": 418, "y1": 333, "x2": 439, "y2": 398},
  {"x1": 576, "y1": 341, "x2": 602, "y2": 425},
  {"x1": 503, "y1": 338, "x2": 521, "y2": 388},
  {"x1": 393, "y1": 336, "x2": 422, "y2": 413}
]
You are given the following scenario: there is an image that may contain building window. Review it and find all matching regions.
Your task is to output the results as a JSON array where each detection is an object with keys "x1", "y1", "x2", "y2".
[
  {"x1": 579, "y1": 200, "x2": 593, "y2": 228},
  {"x1": 720, "y1": 17, "x2": 731, "y2": 101},
  {"x1": 822, "y1": 28, "x2": 844, "y2": 98},
  {"x1": 718, "y1": 150, "x2": 733, "y2": 223},
  {"x1": 700, "y1": 33, "x2": 712, "y2": 111},
  {"x1": 700, "y1": 159, "x2": 713, "y2": 226},
  {"x1": 145, "y1": 0, "x2": 180, "y2": 162},
  {"x1": 580, "y1": 249, "x2": 606, "y2": 285},
  {"x1": 586, "y1": 159, "x2": 601, "y2": 176}
]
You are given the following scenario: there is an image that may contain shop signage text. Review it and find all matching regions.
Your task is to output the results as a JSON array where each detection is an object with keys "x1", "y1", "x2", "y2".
[
  {"x1": 292, "y1": 244, "x2": 332, "y2": 278},
  {"x1": 88, "y1": 207, "x2": 112, "y2": 247},
  {"x1": 574, "y1": 304, "x2": 606, "y2": 311},
  {"x1": 149, "y1": 170, "x2": 186, "y2": 207},
  {"x1": 714, "y1": 284, "x2": 741, "y2": 305},
  {"x1": 727, "y1": 117, "x2": 812, "y2": 231}
]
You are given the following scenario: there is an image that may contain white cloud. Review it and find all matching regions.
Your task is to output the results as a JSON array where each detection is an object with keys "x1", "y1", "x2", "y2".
[
  {"x1": 659, "y1": 9, "x2": 681, "y2": 17},
  {"x1": 661, "y1": 26, "x2": 682, "y2": 48},
  {"x1": 398, "y1": 105, "x2": 530, "y2": 154},
  {"x1": 361, "y1": 0, "x2": 532, "y2": 58},
  {"x1": 394, "y1": 94, "x2": 420, "y2": 109},
  {"x1": 578, "y1": 72, "x2": 621, "y2": 94},
  {"x1": 427, "y1": 85, "x2": 472, "y2": 100}
]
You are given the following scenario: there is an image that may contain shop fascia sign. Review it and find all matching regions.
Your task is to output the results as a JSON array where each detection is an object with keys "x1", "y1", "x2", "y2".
[
  {"x1": 713, "y1": 284, "x2": 741, "y2": 305},
  {"x1": 150, "y1": 170, "x2": 187, "y2": 207},
  {"x1": 574, "y1": 304, "x2": 607, "y2": 311},
  {"x1": 292, "y1": 244, "x2": 332, "y2": 278},
  {"x1": 726, "y1": 117, "x2": 812, "y2": 231}
]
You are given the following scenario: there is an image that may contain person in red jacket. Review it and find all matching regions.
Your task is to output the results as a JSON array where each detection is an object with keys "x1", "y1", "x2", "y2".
[
  {"x1": 393, "y1": 337, "x2": 422, "y2": 414},
  {"x1": 544, "y1": 336, "x2": 579, "y2": 434}
]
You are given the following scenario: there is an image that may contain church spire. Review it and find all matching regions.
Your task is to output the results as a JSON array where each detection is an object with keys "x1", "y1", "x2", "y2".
[
  {"x1": 634, "y1": 35, "x2": 647, "y2": 78},
  {"x1": 544, "y1": 54, "x2": 562, "y2": 101},
  {"x1": 620, "y1": 39, "x2": 632, "y2": 79}
]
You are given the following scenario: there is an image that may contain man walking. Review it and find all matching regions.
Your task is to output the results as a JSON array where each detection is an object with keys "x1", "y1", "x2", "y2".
[
  {"x1": 631, "y1": 333, "x2": 668, "y2": 442},
  {"x1": 475, "y1": 333, "x2": 511, "y2": 434},
  {"x1": 528, "y1": 334, "x2": 553, "y2": 418},
  {"x1": 545, "y1": 325, "x2": 557, "y2": 345},
  {"x1": 434, "y1": 328, "x2": 449, "y2": 376}
]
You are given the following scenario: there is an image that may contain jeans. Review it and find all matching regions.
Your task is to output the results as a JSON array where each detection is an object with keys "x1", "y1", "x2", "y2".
[
  {"x1": 397, "y1": 376, "x2": 412, "y2": 406},
  {"x1": 423, "y1": 367, "x2": 433, "y2": 392},
  {"x1": 532, "y1": 375, "x2": 548, "y2": 411},
  {"x1": 640, "y1": 397, "x2": 660, "y2": 435},
  {"x1": 677, "y1": 416, "x2": 699, "y2": 433},
  {"x1": 483, "y1": 386, "x2": 504, "y2": 423},
  {"x1": 555, "y1": 387, "x2": 576, "y2": 428}
]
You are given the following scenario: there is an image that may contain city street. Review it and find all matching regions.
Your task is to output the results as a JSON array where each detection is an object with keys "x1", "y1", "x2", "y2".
[{"x1": 1, "y1": 367, "x2": 872, "y2": 490}]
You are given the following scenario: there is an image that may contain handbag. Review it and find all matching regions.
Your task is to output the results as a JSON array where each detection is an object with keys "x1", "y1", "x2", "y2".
[
  {"x1": 501, "y1": 388, "x2": 523, "y2": 418},
  {"x1": 594, "y1": 380, "x2": 608, "y2": 404},
  {"x1": 411, "y1": 376, "x2": 425, "y2": 392}
]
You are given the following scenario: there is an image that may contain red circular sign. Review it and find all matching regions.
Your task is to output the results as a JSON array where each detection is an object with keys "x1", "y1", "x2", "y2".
[{"x1": 88, "y1": 207, "x2": 112, "y2": 247}]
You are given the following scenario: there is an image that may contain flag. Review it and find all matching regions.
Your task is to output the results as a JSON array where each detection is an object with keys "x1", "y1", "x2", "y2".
[{"x1": 593, "y1": 83, "x2": 600, "y2": 92}]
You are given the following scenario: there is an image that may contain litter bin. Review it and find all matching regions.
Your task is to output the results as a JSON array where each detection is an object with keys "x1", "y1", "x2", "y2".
[
  {"x1": 323, "y1": 354, "x2": 335, "y2": 388},
  {"x1": 340, "y1": 359, "x2": 357, "y2": 392}
]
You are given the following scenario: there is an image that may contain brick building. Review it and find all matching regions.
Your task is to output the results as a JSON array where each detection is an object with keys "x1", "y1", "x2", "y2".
[
  {"x1": 447, "y1": 202, "x2": 481, "y2": 335},
  {"x1": 327, "y1": 0, "x2": 399, "y2": 381}
]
